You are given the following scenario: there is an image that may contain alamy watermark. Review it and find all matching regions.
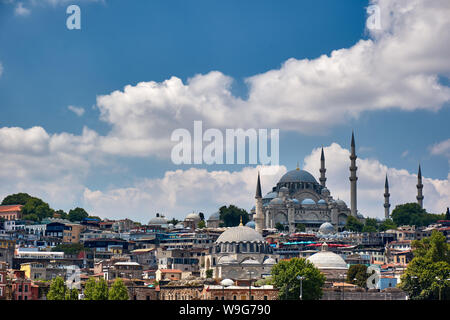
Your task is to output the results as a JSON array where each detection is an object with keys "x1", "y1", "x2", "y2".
[
  {"x1": 171, "y1": 121, "x2": 280, "y2": 171},
  {"x1": 66, "y1": 5, "x2": 81, "y2": 30},
  {"x1": 366, "y1": 265, "x2": 381, "y2": 289}
]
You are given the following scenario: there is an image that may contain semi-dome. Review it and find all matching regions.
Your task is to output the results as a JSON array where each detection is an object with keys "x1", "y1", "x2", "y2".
[
  {"x1": 279, "y1": 169, "x2": 318, "y2": 184},
  {"x1": 270, "y1": 197, "x2": 284, "y2": 205},
  {"x1": 208, "y1": 212, "x2": 220, "y2": 221},
  {"x1": 319, "y1": 222, "x2": 334, "y2": 234},
  {"x1": 317, "y1": 199, "x2": 327, "y2": 205},
  {"x1": 336, "y1": 199, "x2": 346, "y2": 207},
  {"x1": 216, "y1": 226, "x2": 265, "y2": 243},
  {"x1": 291, "y1": 199, "x2": 300, "y2": 204},
  {"x1": 301, "y1": 198, "x2": 316, "y2": 205},
  {"x1": 263, "y1": 257, "x2": 276, "y2": 265},
  {"x1": 220, "y1": 279, "x2": 235, "y2": 286},
  {"x1": 279, "y1": 187, "x2": 289, "y2": 192},
  {"x1": 263, "y1": 191, "x2": 278, "y2": 199},
  {"x1": 245, "y1": 221, "x2": 256, "y2": 229},
  {"x1": 307, "y1": 243, "x2": 348, "y2": 270},
  {"x1": 241, "y1": 258, "x2": 260, "y2": 265}
]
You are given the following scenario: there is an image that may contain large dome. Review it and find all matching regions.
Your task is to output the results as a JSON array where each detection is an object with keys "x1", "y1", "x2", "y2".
[
  {"x1": 279, "y1": 169, "x2": 318, "y2": 184},
  {"x1": 216, "y1": 226, "x2": 265, "y2": 243},
  {"x1": 307, "y1": 243, "x2": 347, "y2": 270}
]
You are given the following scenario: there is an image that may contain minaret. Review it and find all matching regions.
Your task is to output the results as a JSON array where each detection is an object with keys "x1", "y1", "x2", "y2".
[
  {"x1": 349, "y1": 131, "x2": 358, "y2": 217},
  {"x1": 416, "y1": 164, "x2": 424, "y2": 208},
  {"x1": 384, "y1": 174, "x2": 391, "y2": 219},
  {"x1": 254, "y1": 172, "x2": 264, "y2": 234},
  {"x1": 319, "y1": 147, "x2": 327, "y2": 187}
]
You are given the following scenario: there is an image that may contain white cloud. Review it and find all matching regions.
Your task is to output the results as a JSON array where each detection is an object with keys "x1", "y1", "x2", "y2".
[
  {"x1": 67, "y1": 105, "x2": 85, "y2": 117},
  {"x1": 430, "y1": 138, "x2": 450, "y2": 159},
  {"x1": 91, "y1": 0, "x2": 450, "y2": 158},
  {"x1": 83, "y1": 142, "x2": 450, "y2": 222},
  {"x1": 83, "y1": 166, "x2": 287, "y2": 222},
  {"x1": 303, "y1": 143, "x2": 450, "y2": 218},
  {"x1": 14, "y1": 2, "x2": 30, "y2": 16}
]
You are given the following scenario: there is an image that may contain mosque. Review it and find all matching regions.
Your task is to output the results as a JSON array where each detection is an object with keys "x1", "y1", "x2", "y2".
[{"x1": 250, "y1": 132, "x2": 360, "y2": 233}]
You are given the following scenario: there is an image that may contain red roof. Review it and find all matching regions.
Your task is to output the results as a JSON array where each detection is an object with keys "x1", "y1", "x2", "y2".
[
  {"x1": 0, "y1": 205, "x2": 23, "y2": 213},
  {"x1": 158, "y1": 269, "x2": 182, "y2": 273}
]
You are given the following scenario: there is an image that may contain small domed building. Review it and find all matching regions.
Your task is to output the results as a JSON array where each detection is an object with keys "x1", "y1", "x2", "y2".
[
  {"x1": 206, "y1": 211, "x2": 222, "y2": 228},
  {"x1": 202, "y1": 220, "x2": 277, "y2": 280},
  {"x1": 148, "y1": 213, "x2": 169, "y2": 229},
  {"x1": 307, "y1": 243, "x2": 348, "y2": 283},
  {"x1": 319, "y1": 222, "x2": 335, "y2": 234},
  {"x1": 184, "y1": 212, "x2": 201, "y2": 230}
]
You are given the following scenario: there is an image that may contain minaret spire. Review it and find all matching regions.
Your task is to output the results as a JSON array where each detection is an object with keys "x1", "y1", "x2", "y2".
[
  {"x1": 416, "y1": 164, "x2": 424, "y2": 208},
  {"x1": 254, "y1": 171, "x2": 264, "y2": 234},
  {"x1": 255, "y1": 171, "x2": 262, "y2": 199},
  {"x1": 349, "y1": 131, "x2": 358, "y2": 217},
  {"x1": 320, "y1": 147, "x2": 327, "y2": 187},
  {"x1": 384, "y1": 174, "x2": 391, "y2": 219}
]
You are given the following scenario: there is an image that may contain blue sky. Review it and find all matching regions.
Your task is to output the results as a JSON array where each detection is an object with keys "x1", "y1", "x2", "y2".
[{"x1": 0, "y1": 0, "x2": 449, "y2": 222}]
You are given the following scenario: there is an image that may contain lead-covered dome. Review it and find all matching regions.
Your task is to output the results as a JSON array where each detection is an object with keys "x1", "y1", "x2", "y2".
[
  {"x1": 307, "y1": 243, "x2": 347, "y2": 270},
  {"x1": 319, "y1": 222, "x2": 334, "y2": 234},
  {"x1": 216, "y1": 226, "x2": 265, "y2": 243},
  {"x1": 301, "y1": 198, "x2": 316, "y2": 205},
  {"x1": 279, "y1": 169, "x2": 318, "y2": 184},
  {"x1": 208, "y1": 212, "x2": 220, "y2": 221}
]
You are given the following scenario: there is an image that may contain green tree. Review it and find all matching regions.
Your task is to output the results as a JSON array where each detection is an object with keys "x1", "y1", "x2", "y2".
[
  {"x1": 83, "y1": 277, "x2": 97, "y2": 300},
  {"x1": 108, "y1": 279, "x2": 129, "y2": 300},
  {"x1": 205, "y1": 269, "x2": 213, "y2": 279},
  {"x1": 362, "y1": 218, "x2": 378, "y2": 233},
  {"x1": 198, "y1": 220, "x2": 206, "y2": 229},
  {"x1": 47, "y1": 276, "x2": 67, "y2": 300},
  {"x1": 295, "y1": 224, "x2": 306, "y2": 232},
  {"x1": 400, "y1": 231, "x2": 450, "y2": 300},
  {"x1": 21, "y1": 197, "x2": 54, "y2": 222},
  {"x1": 52, "y1": 243, "x2": 88, "y2": 255},
  {"x1": 169, "y1": 218, "x2": 180, "y2": 225},
  {"x1": 93, "y1": 278, "x2": 109, "y2": 300},
  {"x1": 54, "y1": 209, "x2": 68, "y2": 219},
  {"x1": 199, "y1": 212, "x2": 205, "y2": 221},
  {"x1": 275, "y1": 223, "x2": 286, "y2": 232},
  {"x1": 219, "y1": 205, "x2": 249, "y2": 227},
  {"x1": 1, "y1": 193, "x2": 33, "y2": 205},
  {"x1": 379, "y1": 218, "x2": 397, "y2": 231},
  {"x1": 347, "y1": 264, "x2": 370, "y2": 288},
  {"x1": 345, "y1": 216, "x2": 363, "y2": 232},
  {"x1": 271, "y1": 258, "x2": 325, "y2": 300},
  {"x1": 391, "y1": 203, "x2": 444, "y2": 227},
  {"x1": 66, "y1": 288, "x2": 79, "y2": 300},
  {"x1": 68, "y1": 207, "x2": 89, "y2": 222}
]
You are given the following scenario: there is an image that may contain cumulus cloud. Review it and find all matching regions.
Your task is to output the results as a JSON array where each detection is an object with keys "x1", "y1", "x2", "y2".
[
  {"x1": 83, "y1": 166, "x2": 287, "y2": 222},
  {"x1": 0, "y1": 126, "x2": 103, "y2": 210},
  {"x1": 14, "y1": 2, "x2": 30, "y2": 16},
  {"x1": 67, "y1": 105, "x2": 85, "y2": 117},
  {"x1": 303, "y1": 143, "x2": 450, "y2": 219},
  {"x1": 82, "y1": 142, "x2": 450, "y2": 222},
  {"x1": 90, "y1": 0, "x2": 450, "y2": 158},
  {"x1": 1, "y1": 0, "x2": 448, "y2": 221},
  {"x1": 430, "y1": 138, "x2": 450, "y2": 160}
]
